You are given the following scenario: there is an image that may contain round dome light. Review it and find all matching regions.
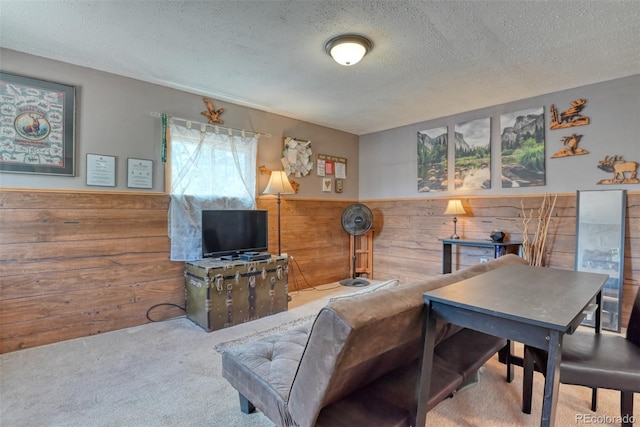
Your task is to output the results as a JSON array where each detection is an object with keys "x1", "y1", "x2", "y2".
[{"x1": 325, "y1": 34, "x2": 372, "y2": 66}]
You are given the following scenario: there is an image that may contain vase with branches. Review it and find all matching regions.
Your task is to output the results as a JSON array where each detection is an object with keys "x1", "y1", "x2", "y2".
[{"x1": 518, "y1": 193, "x2": 557, "y2": 266}]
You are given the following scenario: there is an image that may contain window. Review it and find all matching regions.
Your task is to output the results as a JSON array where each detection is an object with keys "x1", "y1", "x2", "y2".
[{"x1": 168, "y1": 120, "x2": 257, "y2": 260}]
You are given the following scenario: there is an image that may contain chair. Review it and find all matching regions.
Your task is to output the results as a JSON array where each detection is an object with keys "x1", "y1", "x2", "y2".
[{"x1": 522, "y1": 288, "x2": 640, "y2": 427}]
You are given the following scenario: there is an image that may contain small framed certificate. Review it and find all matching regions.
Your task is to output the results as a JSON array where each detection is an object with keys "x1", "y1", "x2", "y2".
[
  {"x1": 86, "y1": 154, "x2": 116, "y2": 187},
  {"x1": 127, "y1": 158, "x2": 153, "y2": 189}
]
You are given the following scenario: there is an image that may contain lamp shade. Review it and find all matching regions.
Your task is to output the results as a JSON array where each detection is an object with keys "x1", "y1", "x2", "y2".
[
  {"x1": 444, "y1": 200, "x2": 467, "y2": 216},
  {"x1": 325, "y1": 34, "x2": 372, "y2": 66},
  {"x1": 263, "y1": 171, "x2": 295, "y2": 195}
]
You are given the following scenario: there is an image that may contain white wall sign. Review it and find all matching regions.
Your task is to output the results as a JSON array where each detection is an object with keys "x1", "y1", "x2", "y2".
[
  {"x1": 86, "y1": 154, "x2": 116, "y2": 187},
  {"x1": 127, "y1": 158, "x2": 153, "y2": 189}
]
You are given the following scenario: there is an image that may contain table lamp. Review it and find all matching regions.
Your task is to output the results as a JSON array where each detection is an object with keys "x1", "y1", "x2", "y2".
[
  {"x1": 444, "y1": 199, "x2": 467, "y2": 239},
  {"x1": 263, "y1": 171, "x2": 295, "y2": 255}
]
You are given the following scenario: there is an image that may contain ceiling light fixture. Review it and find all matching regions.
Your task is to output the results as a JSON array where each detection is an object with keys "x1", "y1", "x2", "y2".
[{"x1": 325, "y1": 34, "x2": 372, "y2": 66}]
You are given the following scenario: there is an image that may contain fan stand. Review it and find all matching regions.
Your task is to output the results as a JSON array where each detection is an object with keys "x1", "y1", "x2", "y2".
[
  {"x1": 339, "y1": 240, "x2": 369, "y2": 287},
  {"x1": 339, "y1": 203, "x2": 373, "y2": 287}
]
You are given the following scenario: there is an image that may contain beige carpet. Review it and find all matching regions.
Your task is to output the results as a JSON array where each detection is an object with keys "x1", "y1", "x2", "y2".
[{"x1": 1, "y1": 290, "x2": 637, "y2": 427}]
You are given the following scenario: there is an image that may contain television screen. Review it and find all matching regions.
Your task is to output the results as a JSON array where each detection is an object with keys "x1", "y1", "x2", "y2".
[{"x1": 202, "y1": 210, "x2": 268, "y2": 258}]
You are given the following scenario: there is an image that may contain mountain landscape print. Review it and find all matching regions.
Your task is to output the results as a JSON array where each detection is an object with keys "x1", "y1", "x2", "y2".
[
  {"x1": 500, "y1": 107, "x2": 545, "y2": 188},
  {"x1": 417, "y1": 126, "x2": 447, "y2": 192},
  {"x1": 454, "y1": 118, "x2": 491, "y2": 190}
]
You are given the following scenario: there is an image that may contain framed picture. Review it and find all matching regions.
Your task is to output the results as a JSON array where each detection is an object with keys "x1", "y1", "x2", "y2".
[
  {"x1": 322, "y1": 178, "x2": 332, "y2": 192},
  {"x1": 0, "y1": 72, "x2": 76, "y2": 176},
  {"x1": 127, "y1": 158, "x2": 153, "y2": 189},
  {"x1": 317, "y1": 153, "x2": 347, "y2": 178},
  {"x1": 86, "y1": 154, "x2": 116, "y2": 187}
]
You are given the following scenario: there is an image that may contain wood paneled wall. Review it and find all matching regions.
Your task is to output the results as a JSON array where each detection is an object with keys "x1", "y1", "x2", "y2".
[
  {"x1": 364, "y1": 193, "x2": 639, "y2": 327},
  {"x1": 1, "y1": 190, "x2": 637, "y2": 353},
  {"x1": 0, "y1": 190, "x2": 185, "y2": 353},
  {"x1": 0, "y1": 190, "x2": 353, "y2": 353},
  {"x1": 257, "y1": 197, "x2": 355, "y2": 290}
]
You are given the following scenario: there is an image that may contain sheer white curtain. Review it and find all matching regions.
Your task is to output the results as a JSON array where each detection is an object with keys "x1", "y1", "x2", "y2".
[{"x1": 168, "y1": 121, "x2": 257, "y2": 260}]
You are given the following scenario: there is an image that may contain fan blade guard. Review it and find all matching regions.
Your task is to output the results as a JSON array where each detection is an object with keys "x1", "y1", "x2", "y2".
[{"x1": 341, "y1": 203, "x2": 373, "y2": 236}]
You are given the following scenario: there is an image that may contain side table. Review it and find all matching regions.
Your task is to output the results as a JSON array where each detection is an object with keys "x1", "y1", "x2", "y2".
[{"x1": 441, "y1": 239, "x2": 522, "y2": 274}]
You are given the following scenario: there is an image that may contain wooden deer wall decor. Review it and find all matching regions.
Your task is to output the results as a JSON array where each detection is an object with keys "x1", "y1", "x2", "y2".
[
  {"x1": 549, "y1": 99, "x2": 590, "y2": 130},
  {"x1": 596, "y1": 155, "x2": 639, "y2": 184},
  {"x1": 200, "y1": 98, "x2": 224, "y2": 124}
]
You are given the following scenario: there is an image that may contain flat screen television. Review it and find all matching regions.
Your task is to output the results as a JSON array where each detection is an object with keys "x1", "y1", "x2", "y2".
[{"x1": 201, "y1": 209, "x2": 268, "y2": 258}]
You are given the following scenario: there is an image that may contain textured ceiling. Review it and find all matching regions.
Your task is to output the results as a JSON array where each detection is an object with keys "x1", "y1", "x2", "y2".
[{"x1": 1, "y1": 1, "x2": 639, "y2": 135}]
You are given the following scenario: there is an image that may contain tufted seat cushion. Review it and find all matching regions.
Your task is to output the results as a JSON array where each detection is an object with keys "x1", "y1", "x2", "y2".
[{"x1": 222, "y1": 324, "x2": 312, "y2": 424}]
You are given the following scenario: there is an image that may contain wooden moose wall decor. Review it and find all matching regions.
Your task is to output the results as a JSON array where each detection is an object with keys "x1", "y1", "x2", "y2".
[{"x1": 596, "y1": 155, "x2": 639, "y2": 184}]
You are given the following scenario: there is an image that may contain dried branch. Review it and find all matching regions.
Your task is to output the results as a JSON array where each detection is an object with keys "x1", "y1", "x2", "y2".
[{"x1": 518, "y1": 193, "x2": 557, "y2": 266}]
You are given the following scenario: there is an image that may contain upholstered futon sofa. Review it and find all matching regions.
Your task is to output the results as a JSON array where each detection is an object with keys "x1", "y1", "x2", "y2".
[{"x1": 222, "y1": 254, "x2": 527, "y2": 426}]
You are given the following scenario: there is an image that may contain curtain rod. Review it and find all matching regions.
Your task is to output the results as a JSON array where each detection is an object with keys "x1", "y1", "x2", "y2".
[{"x1": 150, "y1": 112, "x2": 271, "y2": 139}]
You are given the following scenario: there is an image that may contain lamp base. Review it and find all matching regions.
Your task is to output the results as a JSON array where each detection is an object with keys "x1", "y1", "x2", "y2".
[{"x1": 450, "y1": 216, "x2": 460, "y2": 240}]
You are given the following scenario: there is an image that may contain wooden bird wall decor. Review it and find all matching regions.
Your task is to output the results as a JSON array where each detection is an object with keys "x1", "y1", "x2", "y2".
[
  {"x1": 200, "y1": 98, "x2": 224, "y2": 124},
  {"x1": 550, "y1": 133, "x2": 588, "y2": 158},
  {"x1": 549, "y1": 99, "x2": 590, "y2": 130}
]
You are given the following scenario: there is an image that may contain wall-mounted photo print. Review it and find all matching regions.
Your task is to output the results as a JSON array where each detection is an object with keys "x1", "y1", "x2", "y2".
[
  {"x1": 500, "y1": 107, "x2": 545, "y2": 188},
  {"x1": 454, "y1": 118, "x2": 491, "y2": 190},
  {"x1": 417, "y1": 126, "x2": 448, "y2": 192}
]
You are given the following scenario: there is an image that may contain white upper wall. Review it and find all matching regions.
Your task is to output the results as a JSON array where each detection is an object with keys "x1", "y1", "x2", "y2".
[{"x1": 359, "y1": 75, "x2": 640, "y2": 199}]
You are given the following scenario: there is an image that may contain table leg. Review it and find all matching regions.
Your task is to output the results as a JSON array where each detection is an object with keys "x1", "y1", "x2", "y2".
[
  {"x1": 498, "y1": 340, "x2": 514, "y2": 383},
  {"x1": 416, "y1": 301, "x2": 437, "y2": 427},
  {"x1": 590, "y1": 290, "x2": 602, "y2": 411},
  {"x1": 442, "y1": 243, "x2": 452, "y2": 274},
  {"x1": 595, "y1": 291, "x2": 602, "y2": 333},
  {"x1": 522, "y1": 345, "x2": 535, "y2": 414},
  {"x1": 541, "y1": 330, "x2": 563, "y2": 427}
]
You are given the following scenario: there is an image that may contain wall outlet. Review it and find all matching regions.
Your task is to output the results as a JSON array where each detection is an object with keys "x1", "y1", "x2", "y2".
[{"x1": 480, "y1": 257, "x2": 488, "y2": 263}]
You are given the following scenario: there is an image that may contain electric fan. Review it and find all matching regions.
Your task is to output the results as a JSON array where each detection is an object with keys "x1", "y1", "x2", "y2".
[{"x1": 339, "y1": 203, "x2": 373, "y2": 287}]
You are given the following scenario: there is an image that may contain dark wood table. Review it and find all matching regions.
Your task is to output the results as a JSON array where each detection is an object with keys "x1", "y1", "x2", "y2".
[
  {"x1": 441, "y1": 239, "x2": 523, "y2": 274},
  {"x1": 416, "y1": 263, "x2": 607, "y2": 427}
]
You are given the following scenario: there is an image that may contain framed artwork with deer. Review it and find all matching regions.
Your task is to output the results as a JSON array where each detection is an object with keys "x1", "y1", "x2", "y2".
[{"x1": 0, "y1": 72, "x2": 76, "y2": 176}]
